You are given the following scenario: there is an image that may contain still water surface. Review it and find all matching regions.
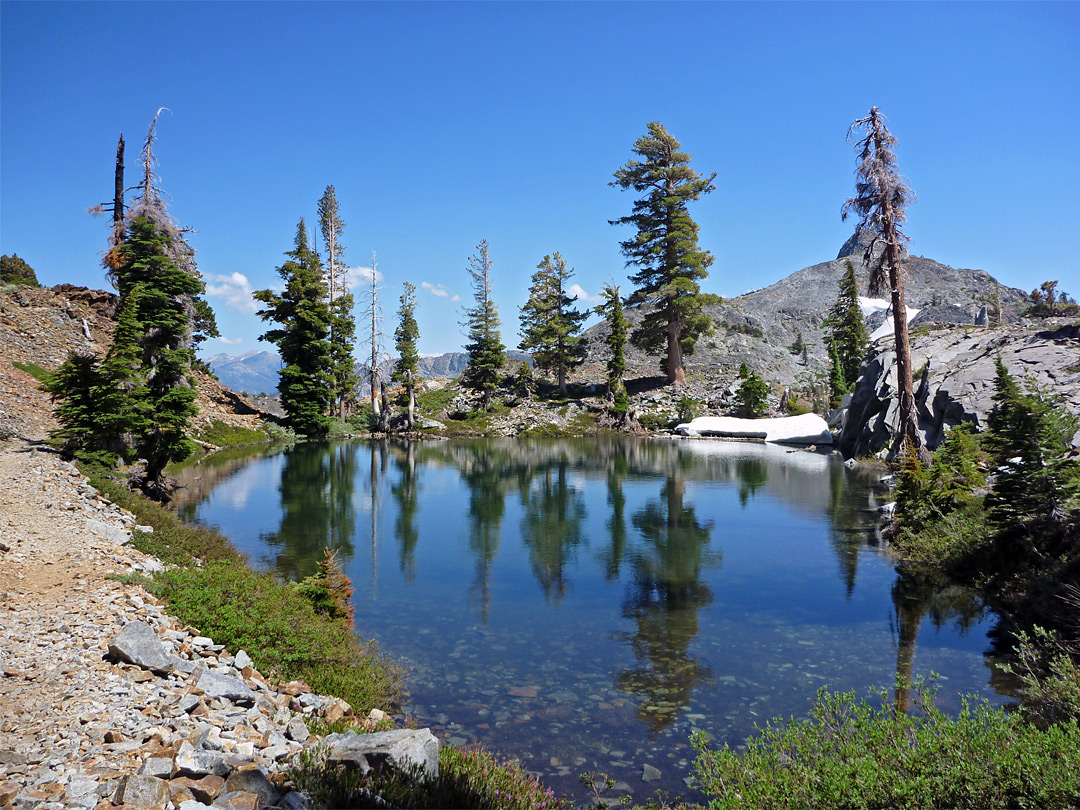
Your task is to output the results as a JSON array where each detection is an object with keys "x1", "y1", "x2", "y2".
[{"x1": 172, "y1": 438, "x2": 1006, "y2": 804}]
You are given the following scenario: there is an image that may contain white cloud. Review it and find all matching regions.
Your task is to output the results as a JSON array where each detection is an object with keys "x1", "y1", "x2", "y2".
[
  {"x1": 205, "y1": 272, "x2": 258, "y2": 313},
  {"x1": 219, "y1": 336, "x2": 243, "y2": 345},
  {"x1": 343, "y1": 265, "x2": 382, "y2": 291},
  {"x1": 422, "y1": 281, "x2": 461, "y2": 302},
  {"x1": 567, "y1": 283, "x2": 601, "y2": 304}
]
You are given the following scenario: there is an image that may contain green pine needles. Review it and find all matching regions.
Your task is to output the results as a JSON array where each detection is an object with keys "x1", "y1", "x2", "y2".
[
  {"x1": 519, "y1": 252, "x2": 588, "y2": 395},
  {"x1": 611, "y1": 121, "x2": 719, "y2": 385},
  {"x1": 255, "y1": 220, "x2": 334, "y2": 437},
  {"x1": 461, "y1": 240, "x2": 506, "y2": 410}
]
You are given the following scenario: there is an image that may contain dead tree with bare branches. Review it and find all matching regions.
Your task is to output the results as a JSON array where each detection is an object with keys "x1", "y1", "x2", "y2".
[{"x1": 842, "y1": 107, "x2": 923, "y2": 459}]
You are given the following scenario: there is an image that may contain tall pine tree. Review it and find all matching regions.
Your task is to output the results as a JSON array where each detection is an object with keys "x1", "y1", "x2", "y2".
[
  {"x1": 392, "y1": 282, "x2": 420, "y2": 429},
  {"x1": 825, "y1": 259, "x2": 869, "y2": 405},
  {"x1": 595, "y1": 281, "x2": 629, "y2": 415},
  {"x1": 842, "y1": 107, "x2": 921, "y2": 456},
  {"x1": 254, "y1": 220, "x2": 334, "y2": 436},
  {"x1": 518, "y1": 252, "x2": 588, "y2": 395},
  {"x1": 611, "y1": 122, "x2": 719, "y2": 385},
  {"x1": 461, "y1": 240, "x2": 505, "y2": 410},
  {"x1": 317, "y1": 185, "x2": 357, "y2": 417}
]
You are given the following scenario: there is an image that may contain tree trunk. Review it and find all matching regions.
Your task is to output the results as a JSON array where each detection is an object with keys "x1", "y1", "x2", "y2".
[
  {"x1": 113, "y1": 135, "x2": 125, "y2": 243},
  {"x1": 883, "y1": 221, "x2": 923, "y2": 458},
  {"x1": 406, "y1": 370, "x2": 415, "y2": 430},
  {"x1": 667, "y1": 320, "x2": 685, "y2": 385}
]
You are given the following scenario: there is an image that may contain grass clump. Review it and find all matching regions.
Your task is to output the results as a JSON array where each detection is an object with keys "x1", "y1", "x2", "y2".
[
  {"x1": 192, "y1": 419, "x2": 270, "y2": 448},
  {"x1": 691, "y1": 683, "x2": 1080, "y2": 810},
  {"x1": 290, "y1": 743, "x2": 570, "y2": 809},
  {"x1": 12, "y1": 359, "x2": 51, "y2": 382},
  {"x1": 148, "y1": 560, "x2": 401, "y2": 713}
]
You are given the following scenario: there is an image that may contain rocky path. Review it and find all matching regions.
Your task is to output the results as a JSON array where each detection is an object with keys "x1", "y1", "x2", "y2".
[{"x1": 0, "y1": 442, "x2": 371, "y2": 810}]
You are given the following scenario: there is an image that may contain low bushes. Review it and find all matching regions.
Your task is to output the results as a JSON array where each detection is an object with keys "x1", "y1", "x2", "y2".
[
  {"x1": 86, "y1": 466, "x2": 402, "y2": 715},
  {"x1": 691, "y1": 684, "x2": 1080, "y2": 810},
  {"x1": 290, "y1": 743, "x2": 570, "y2": 809},
  {"x1": 150, "y1": 560, "x2": 401, "y2": 714}
]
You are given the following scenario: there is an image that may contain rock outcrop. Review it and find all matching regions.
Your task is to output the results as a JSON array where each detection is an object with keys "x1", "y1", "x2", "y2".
[{"x1": 837, "y1": 320, "x2": 1080, "y2": 458}]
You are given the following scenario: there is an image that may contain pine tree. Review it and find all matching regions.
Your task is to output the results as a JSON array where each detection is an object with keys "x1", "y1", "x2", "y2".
[
  {"x1": 317, "y1": 185, "x2": 357, "y2": 417},
  {"x1": 48, "y1": 111, "x2": 207, "y2": 490},
  {"x1": 842, "y1": 107, "x2": 921, "y2": 456},
  {"x1": 254, "y1": 220, "x2": 333, "y2": 436},
  {"x1": 392, "y1": 281, "x2": 420, "y2": 429},
  {"x1": 985, "y1": 358, "x2": 1080, "y2": 545},
  {"x1": 734, "y1": 362, "x2": 769, "y2": 418},
  {"x1": 595, "y1": 281, "x2": 629, "y2": 413},
  {"x1": 461, "y1": 240, "x2": 505, "y2": 410},
  {"x1": 825, "y1": 259, "x2": 869, "y2": 402},
  {"x1": 518, "y1": 252, "x2": 588, "y2": 395},
  {"x1": 611, "y1": 122, "x2": 719, "y2": 385}
]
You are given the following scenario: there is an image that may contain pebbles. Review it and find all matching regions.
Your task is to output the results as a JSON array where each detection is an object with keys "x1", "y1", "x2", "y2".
[{"x1": 0, "y1": 443, "x2": 360, "y2": 809}]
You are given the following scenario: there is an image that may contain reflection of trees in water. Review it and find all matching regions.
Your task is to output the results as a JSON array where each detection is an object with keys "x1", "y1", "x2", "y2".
[
  {"x1": 597, "y1": 447, "x2": 630, "y2": 580},
  {"x1": 616, "y1": 475, "x2": 720, "y2": 733},
  {"x1": 172, "y1": 444, "x2": 289, "y2": 523},
  {"x1": 390, "y1": 442, "x2": 420, "y2": 582},
  {"x1": 519, "y1": 459, "x2": 586, "y2": 602},
  {"x1": 261, "y1": 442, "x2": 357, "y2": 581},
  {"x1": 459, "y1": 444, "x2": 514, "y2": 622},
  {"x1": 735, "y1": 457, "x2": 768, "y2": 508},
  {"x1": 891, "y1": 570, "x2": 987, "y2": 713}
]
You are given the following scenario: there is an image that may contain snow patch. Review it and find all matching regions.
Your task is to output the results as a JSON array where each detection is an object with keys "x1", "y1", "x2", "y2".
[
  {"x1": 869, "y1": 305, "x2": 920, "y2": 342},
  {"x1": 673, "y1": 413, "x2": 833, "y2": 445}
]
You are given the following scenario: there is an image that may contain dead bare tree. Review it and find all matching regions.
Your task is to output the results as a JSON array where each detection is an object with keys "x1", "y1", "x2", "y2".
[
  {"x1": 842, "y1": 107, "x2": 924, "y2": 458},
  {"x1": 360, "y1": 251, "x2": 388, "y2": 421}
]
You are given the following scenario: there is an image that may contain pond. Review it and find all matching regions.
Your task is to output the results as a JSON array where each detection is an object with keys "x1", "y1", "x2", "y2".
[{"x1": 172, "y1": 438, "x2": 1007, "y2": 805}]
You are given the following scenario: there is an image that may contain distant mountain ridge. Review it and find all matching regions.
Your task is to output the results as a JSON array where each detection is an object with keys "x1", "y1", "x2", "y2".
[
  {"x1": 207, "y1": 350, "x2": 532, "y2": 396},
  {"x1": 206, "y1": 351, "x2": 282, "y2": 395}
]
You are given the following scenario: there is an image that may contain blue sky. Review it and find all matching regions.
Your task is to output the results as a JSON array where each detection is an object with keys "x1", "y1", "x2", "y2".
[{"x1": 3, "y1": 1, "x2": 1078, "y2": 358}]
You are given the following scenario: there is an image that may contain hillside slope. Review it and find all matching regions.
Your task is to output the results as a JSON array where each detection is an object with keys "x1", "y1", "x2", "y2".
[
  {"x1": 580, "y1": 237, "x2": 1030, "y2": 393},
  {"x1": 1, "y1": 285, "x2": 273, "y2": 442}
]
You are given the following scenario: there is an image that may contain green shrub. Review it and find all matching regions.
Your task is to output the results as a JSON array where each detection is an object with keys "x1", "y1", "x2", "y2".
[
  {"x1": 676, "y1": 396, "x2": 701, "y2": 423},
  {"x1": 150, "y1": 560, "x2": 400, "y2": 713},
  {"x1": 692, "y1": 683, "x2": 1080, "y2": 809},
  {"x1": 88, "y1": 469, "x2": 242, "y2": 565},
  {"x1": 639, "y1": 412, "x2": 674, "y2": 432},
  {"x1": 1000, "y1": 626, "x2": 1080, "y2": 729},
  {"x1": 1, "y1": 253, "x2": 39, "y2": 286},
  {"x1": 290, "y1": 742, "x2": 570, "y2": 809}
]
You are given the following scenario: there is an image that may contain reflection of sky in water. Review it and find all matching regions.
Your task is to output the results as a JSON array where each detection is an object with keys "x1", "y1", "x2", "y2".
[{"x1": 174, "y1": 439, "x2": 1004, "y2": 805}]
